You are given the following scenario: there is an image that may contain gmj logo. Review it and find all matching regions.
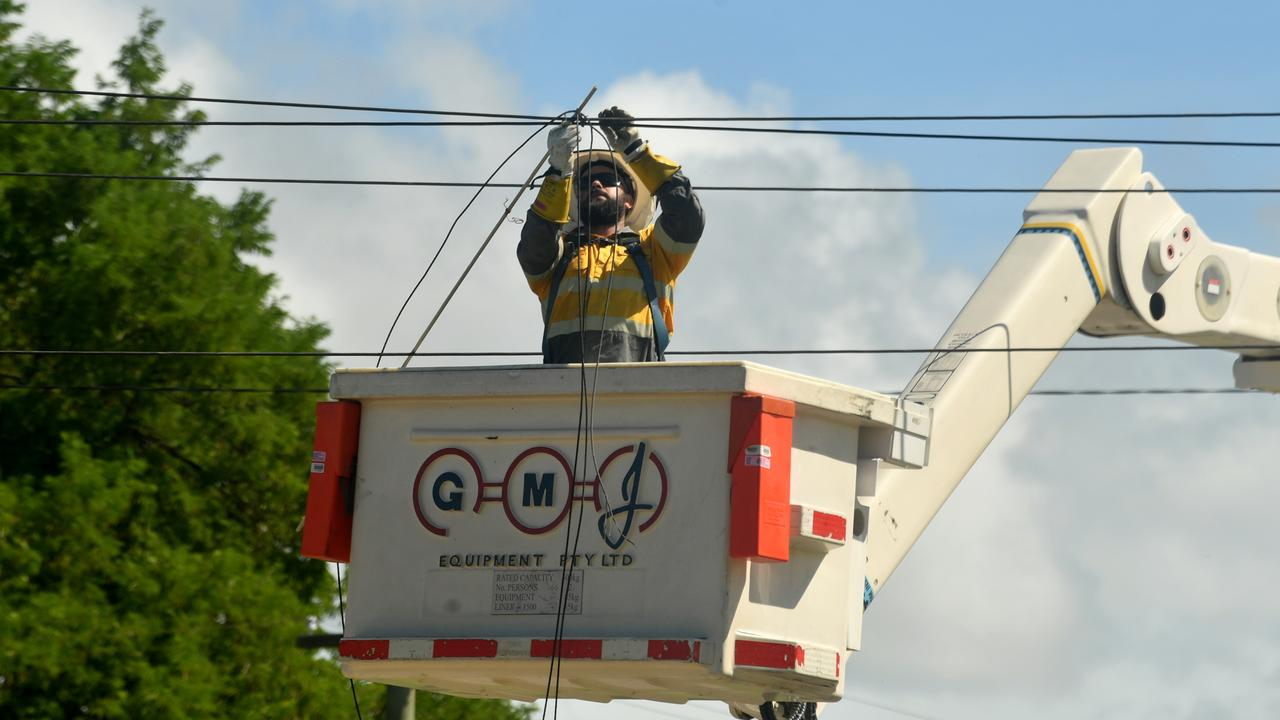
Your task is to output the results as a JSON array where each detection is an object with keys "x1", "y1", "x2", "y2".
[{"x1": 411, "y1": 443, "x2": 668, "y2": 548}]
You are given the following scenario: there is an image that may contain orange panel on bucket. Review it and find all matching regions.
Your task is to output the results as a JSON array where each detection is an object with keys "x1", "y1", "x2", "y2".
[
  {"x1": 727, "y1": 394, "x2": 795, "y2": 562},
  {"x1": 301, "y1": 400, "x2": 361, "y2": 562}
]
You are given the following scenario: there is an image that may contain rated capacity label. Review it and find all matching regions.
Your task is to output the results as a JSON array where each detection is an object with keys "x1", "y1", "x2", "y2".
[{"x1": 491, "y1": 570, "x2": 582, "y2": 615}]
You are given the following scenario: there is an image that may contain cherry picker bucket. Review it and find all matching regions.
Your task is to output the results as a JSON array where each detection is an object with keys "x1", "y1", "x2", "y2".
[{"x1": 302, "y1": 362, "x2": 928, "y2": 706}]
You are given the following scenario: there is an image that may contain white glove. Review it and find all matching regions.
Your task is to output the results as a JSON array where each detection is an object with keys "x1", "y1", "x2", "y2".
[{"x1": 547, "y1": 121, "x2": 580, "y2": 175}]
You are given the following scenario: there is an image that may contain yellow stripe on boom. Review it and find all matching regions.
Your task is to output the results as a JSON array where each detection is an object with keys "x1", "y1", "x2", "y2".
[{"x1": 1019, "y1": 221, "x2": 1106, "y2": 301}]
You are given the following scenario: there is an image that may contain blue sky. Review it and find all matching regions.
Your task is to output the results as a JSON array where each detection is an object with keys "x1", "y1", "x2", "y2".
[
  {"x1": 188, "y1": 0, "x2": 1280, "y2": 279},
  {"x1": 19, "y1": 2, "x2": 1280, "y2": 719}
]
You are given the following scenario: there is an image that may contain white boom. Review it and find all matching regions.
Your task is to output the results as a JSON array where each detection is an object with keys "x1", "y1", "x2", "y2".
[{"x1": 862, "y1": 148, "x2": 1280, "y2": 599}]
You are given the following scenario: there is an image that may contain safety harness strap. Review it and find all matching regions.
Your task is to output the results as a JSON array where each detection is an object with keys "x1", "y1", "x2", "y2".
[
  {"x1": 541, "y1": 240, "x2": 577, "y2": 363},
  {"x1": 540, "y1": 237, "x2": 668, "y2": 362},
  {"x1": 620, "y1": 238, "x2": 668, "y2": 361}
]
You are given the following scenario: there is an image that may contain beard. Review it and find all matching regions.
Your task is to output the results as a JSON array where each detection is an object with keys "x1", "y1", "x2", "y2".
[{"x1": 582, "y1": 194, "x2": 627, "y2": 227}]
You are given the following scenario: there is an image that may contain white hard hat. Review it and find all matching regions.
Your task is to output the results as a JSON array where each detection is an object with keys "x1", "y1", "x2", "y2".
[{"x1": 567, "y1": 149, "x2": 654, "y2": 231}]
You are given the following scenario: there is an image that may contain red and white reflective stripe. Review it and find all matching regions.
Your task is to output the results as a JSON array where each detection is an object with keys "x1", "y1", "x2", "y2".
[
  {"x1": 340, "y1": 638, "x2": 390, "y2": 660},
  {"x1": 734, "y1": 639, "x2": 841, "y2": 681},
  {"x1": 339, "y1": 638, "x2": 706, "y2": 664},
  {"x1": 790, "y1": 505, "x2": 847, "y2": 546}
]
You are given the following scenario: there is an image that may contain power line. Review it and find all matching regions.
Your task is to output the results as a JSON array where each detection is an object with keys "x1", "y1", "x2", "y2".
[
  {"x1": 613, "y1": 697, "x2": 935, "y2": 720},
  {"x1": 695, "y1": 186, "x2": 1280, "y2": 194},
  {"x1": 0, "y1": 383, "x2": 1261, "y2": 397},
  {"x1": 4, "y1": 344, "x2": 1278, "y2": 358},
  {"x1": 0, "y1": 349, "x2": 530, "y2": 357},
  {"x1": 839, "y1": 695, "x2": 937, "y2": 720},
  {"x1": 1030, "y1": 387, "x2": 1259, "y2": 396},
  {"x1": 0, "y1": 383, "x2": 329, "y2": 394},
  {"x1": 0, "y1": 171, "x2": 520, "y2": 188},
  {"x1": 631, "y1": 110, "x2": 1280, "y2": 122},
  {"x1": 0, "y1": 84, "x2": 549, "y2": 120},
  {"x1": 625, "y1": 122, "x2": 1280, "y2": 148},
  {"x1": 0, "y1": 118, "x2": 545, "y2": 127},
  {"x1": 8, "y1": 85, "x2": 1280, "y2": 123},
  {"x1": 608, "y1": 700, "x2": 732, "y2": 720},
  {"x1": 10, "y1": 114, "x2": 1280, "y2": 148},
  {"x1": 673, "y1": 344, "x2": 1280, "y2": 354},
  {"x1": 7, "y1": 171, "x2": 1280, "y2": 194}
]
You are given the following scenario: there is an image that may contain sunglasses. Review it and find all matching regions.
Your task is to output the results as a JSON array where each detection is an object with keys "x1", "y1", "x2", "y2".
[{"x1": 575, "y1": 171, "x2": 628, "y2": 191}]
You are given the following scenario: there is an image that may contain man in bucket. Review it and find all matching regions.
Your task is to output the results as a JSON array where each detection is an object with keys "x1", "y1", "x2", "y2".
[{"x1": 518, "y1": 107, "x2": 705, "y2": 363}]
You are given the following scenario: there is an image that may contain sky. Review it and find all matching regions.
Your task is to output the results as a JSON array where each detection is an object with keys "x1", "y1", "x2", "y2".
[{"x1": 16, "y1": 2, "x2": 1280, "y2": 719}]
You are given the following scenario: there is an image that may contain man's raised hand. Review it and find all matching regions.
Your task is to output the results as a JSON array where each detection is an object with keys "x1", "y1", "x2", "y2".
[
  {"x1": 598, "y1": 106, "x2": 642, "y2": 155},
  {"x1": 547, "y1": 121, "x2": 580, "y2": 175}
]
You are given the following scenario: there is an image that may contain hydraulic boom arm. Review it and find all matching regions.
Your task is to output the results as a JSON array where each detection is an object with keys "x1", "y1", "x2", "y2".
[{"x1": 863, "y1": 148, "x2": 1280, "y2": 600}]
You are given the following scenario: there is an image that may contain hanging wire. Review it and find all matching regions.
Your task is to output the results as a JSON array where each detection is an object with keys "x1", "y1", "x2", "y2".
[
  {"x1": 545, "y1": 111, "x2": 613, "y2": 720},
  {"x1": 0, "y1": 383, "x2": 331, "y2": 393},
  {"x1": 543, "y1": 112, "x2": 590, "y2": 720},
  {"x1": 580, "y1": 120, "x2": 633, "y2": 548},
  {"x1": 393, "y1": 89, "x2": 599, "y2": 369},
  {"x1": 374, "y1": 111, "x2": 571, "y2": 367},
  {"x1": 334, "y1": 563, "x2": 364, "y2": 720}
]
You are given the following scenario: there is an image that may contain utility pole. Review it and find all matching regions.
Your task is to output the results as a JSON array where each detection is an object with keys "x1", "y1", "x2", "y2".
[
  {"x1": 382, "y1": 686, "x2": 414, "y2": 720},
  {"x1": 297, "y1": 634, "x2": 414, "y2": 719}
]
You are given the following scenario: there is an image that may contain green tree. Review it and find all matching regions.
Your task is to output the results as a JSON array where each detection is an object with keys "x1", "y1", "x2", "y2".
[{"x1": 0, "y1": 5, "x2": 530, "y2": 718}]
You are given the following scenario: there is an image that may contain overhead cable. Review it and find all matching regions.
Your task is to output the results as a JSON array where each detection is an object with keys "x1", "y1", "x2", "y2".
[
  {"x1": 624, "y1": 122, "x2": 1280, "y2": 148},
  {"x1": 0, "y1": 382, "x2": 1260, "y2": 397},
  {"x1": 0, "y1": 170, "x2": 515, "y2": 187},
  {"x1": 0, "y1": 118, "x2": 544, "y2": 127},
  {"x1": 9, "y1": 114, "x2": 1280, "y2": 148},
  {"x1": 0, "y1": 84, "x2": 549, "y2": 120},
  {"x1": 5, "y1": 344, "x2": 1279, "y2": 358},
  {"x1": 624, "y1": 110, "x2": 1280, "y2": 122},
  {"x1": 6, "y1": 171, "x2": 1280, "y2": 195},
  {"x1": 7, "y1": 85, "x2": 1280, "y2": 123},
  {"x1": 0, "y1": 383, "x2": 329, "y2": 394},
  {"x1": 1028, "y1": 388, "x2": 1259, "y2": 396}
]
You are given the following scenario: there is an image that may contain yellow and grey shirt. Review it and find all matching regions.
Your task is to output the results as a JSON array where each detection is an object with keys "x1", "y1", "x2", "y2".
[{"x1": 517, "y1": 148, "x2": 704, "y2": 363}]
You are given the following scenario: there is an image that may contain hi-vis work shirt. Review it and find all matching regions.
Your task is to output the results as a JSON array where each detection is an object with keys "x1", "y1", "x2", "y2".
[{"x1": 517, "y1": 149, "x2": 704, "y2": 363}]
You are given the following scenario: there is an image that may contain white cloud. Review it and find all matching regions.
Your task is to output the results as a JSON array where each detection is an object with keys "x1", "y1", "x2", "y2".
[
  {"x1": 165, "y1": 33, "x2": 240, "y2": 97},
  {"x1": 19, "y1": 0, "x2": 137, "y2": 84},
  {"x1": 19, "y1": 1, "x2": 242, "y2": 94}
]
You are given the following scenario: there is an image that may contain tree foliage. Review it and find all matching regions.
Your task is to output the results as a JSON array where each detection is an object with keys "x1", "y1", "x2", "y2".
[{"x1": 0, "y1": 5, "x2": 529, "y2": 718}]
